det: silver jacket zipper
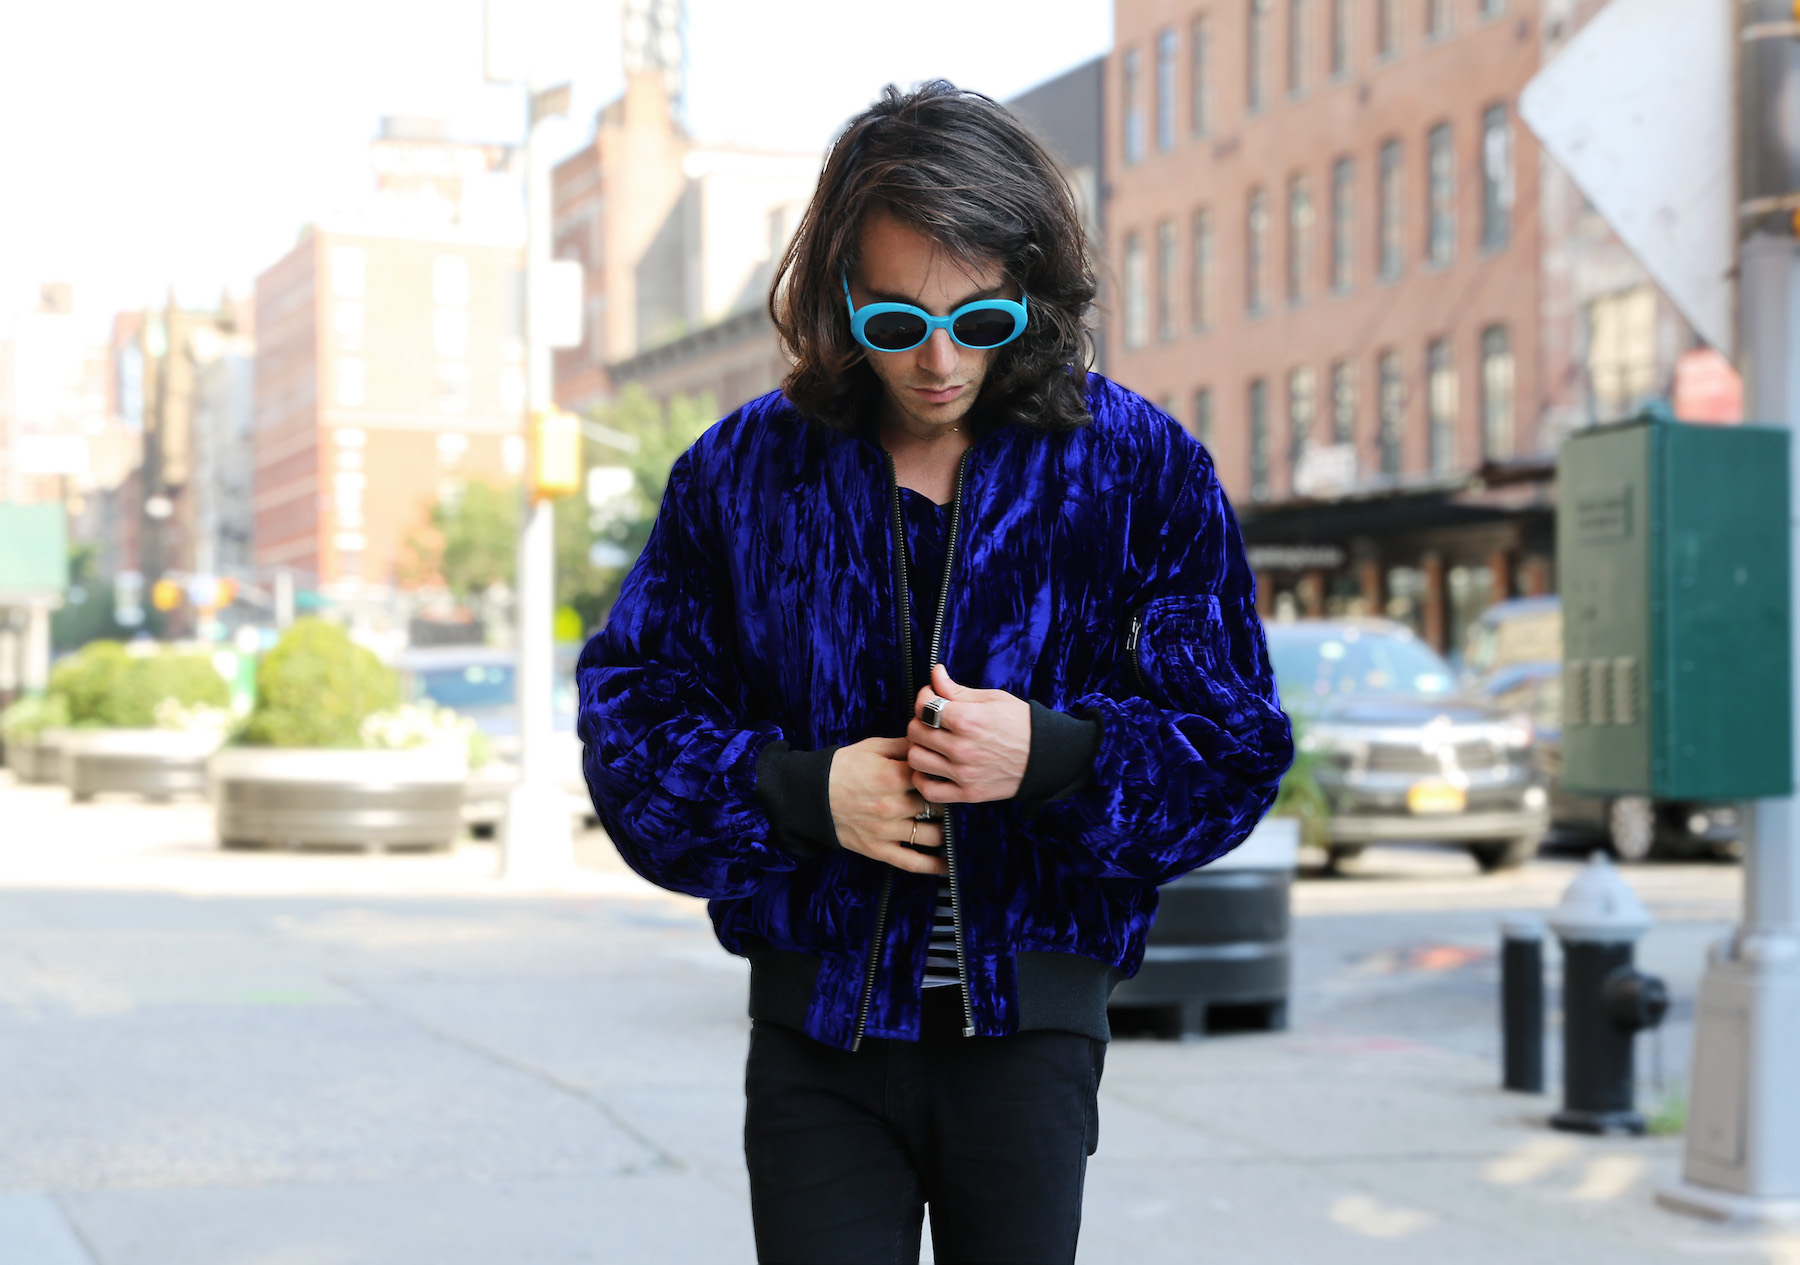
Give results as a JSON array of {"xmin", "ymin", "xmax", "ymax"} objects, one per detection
[
  {"xmin": 851, "ymin": 454, "xmax": 911, "ymax": 1053},
  {"xmin": 851, "ymin": 449, "xmax": 974, "ymax": 1049},
  {"xmin": 1126, "ymin": 605, "xmax": 1148, "ymax": 697},
  {"xmin": 931, "ymin": 451, "xmax": 976, "ymax": 1037}
]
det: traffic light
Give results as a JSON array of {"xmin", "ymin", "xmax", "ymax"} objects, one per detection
[
  {"xmin": 529, "ymin": 408, "xmax": 582, "ymax": 501},
  {"xmin": 151, "ymin": 579, "xmax": 183, "ymax": 612}
]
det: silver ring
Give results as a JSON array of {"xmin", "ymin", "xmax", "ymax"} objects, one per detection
[
  {"xmin": 922, "ymin": 698, "xmax": 948, "ymax": 729},
  {"xmin": 914, "ymin": 807, "xmax": 936, "ymax": 822}
]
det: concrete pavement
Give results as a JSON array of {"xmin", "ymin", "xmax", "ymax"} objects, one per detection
[{"xmin": 0, "ymin": 773, "xmax": 1793, "ymax": 1263}]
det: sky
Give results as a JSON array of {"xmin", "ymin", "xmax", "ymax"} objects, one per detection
[{"xmin": 0, "ymin": 0, "xmax": 1113, "ymax": 332}]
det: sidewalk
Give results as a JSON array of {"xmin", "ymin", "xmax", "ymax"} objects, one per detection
[{"xmin": 0, "ymin": 775, "xmax": 1791, "ymax": 1263}]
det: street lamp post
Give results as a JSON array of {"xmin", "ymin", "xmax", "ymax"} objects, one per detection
[{"xmin": 487, "ymin": 4, "xmax": 577, "ymax": 884}]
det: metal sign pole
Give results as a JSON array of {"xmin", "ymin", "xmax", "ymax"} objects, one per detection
[{"xmin": 1658, "ymin": 2, "xmax": 1800, "ymax": 1221}]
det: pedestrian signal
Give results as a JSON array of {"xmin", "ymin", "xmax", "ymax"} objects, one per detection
[{"xmin": 530, "ymin": 408, "xmax": 582, "ymax": 501}]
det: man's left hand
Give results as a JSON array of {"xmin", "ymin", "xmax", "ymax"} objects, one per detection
[{"xmin": 907, "ymin": 663, "xmax": 1030, "ymax": 804}]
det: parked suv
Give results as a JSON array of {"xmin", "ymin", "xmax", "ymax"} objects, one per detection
[{"xmin": 1266, "ymin": 620, "xmax": 1549, "ymax": 872}]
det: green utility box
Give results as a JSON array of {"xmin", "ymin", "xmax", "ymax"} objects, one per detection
[{"xmin": 1559, "ymin": 417, "xmax": 1791, "ymax": 799}]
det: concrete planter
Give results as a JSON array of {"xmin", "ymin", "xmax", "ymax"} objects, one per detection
[
  {"xmin": 1110, "ymin": 815, "xmax": 1299, "ymax": 1039},
  {"xmin": 210, "ymin": 746, "xmax": 468, "ymax": 852},
  {"xmin": 4, "ymin": 728, "xmax": 72, "ymax": 785},
  {"xmin": 63, "ymin": 728, "xmax": 223, "ymax": 802}
]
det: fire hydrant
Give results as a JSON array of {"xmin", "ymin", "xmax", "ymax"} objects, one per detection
[{"xmin": 1547, "ymin": 853, "xmax": 1670, "ymax": 1135}]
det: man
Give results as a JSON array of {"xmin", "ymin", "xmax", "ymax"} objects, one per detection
[{"xmin": 578, "ymin": 81, "xmax": 1292, "ymax": 1265}]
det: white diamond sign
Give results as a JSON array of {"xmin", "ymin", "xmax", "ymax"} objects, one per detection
[{"xmin": 1519, "ymin": 0, "xmax": 1734, "ymax": 353}]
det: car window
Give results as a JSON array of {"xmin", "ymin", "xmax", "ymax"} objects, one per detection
[
  {"xmin": 1267, "ymin": 626, "xmax": 1457, "ymax": 704},
  {"xmin": 415, "ymin": 663, "xmax": 515, "ymax": 710}
]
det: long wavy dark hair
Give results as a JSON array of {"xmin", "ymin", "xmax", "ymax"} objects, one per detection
[{"xmin": 770, "ymin": 80, "xmax": 1098, "ymax": 434}]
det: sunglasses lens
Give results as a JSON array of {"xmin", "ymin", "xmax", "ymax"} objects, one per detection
[
  {"xmin": 952, "ymin": 307, "xmax": 1017, "ymax": 348},
  {"xmin": 861, "ymin": 311, "xmax": 928, "ymax": 351}
]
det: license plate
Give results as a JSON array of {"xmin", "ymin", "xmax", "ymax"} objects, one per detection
[{"xmin": 1408, "ymin": 781, "xmax": 1467, "ymax": 814}]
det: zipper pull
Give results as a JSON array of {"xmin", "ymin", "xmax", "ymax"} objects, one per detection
[{"xmin": 1126, "ymin": 613, "xmax": 1142, "ymax": 653}]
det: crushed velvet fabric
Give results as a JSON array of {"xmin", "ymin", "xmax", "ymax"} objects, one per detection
[{"xmin": 576, "ymin": 373, "xmax": 1294, "ymax": 1050}]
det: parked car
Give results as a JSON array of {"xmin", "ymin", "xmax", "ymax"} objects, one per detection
[
  {"xmin": 1474, "ymin": 658, "xmax": 1742, "ymax": 861},
  {"xmin": 396, "ymin": 646, "xmax": 591, "ymax": 834},
  {"xmin": 1266, "ymin": 619, "xmax": 1548, "ymax": 872},
  {"xmin": 1459, "ymin": 594, "xmax": 1564, "ymax": 682}
]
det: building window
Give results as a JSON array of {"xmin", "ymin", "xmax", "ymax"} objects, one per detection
[
  {"xmin": 1249, "ymin": 378, "xmax": 1271, "ymax": 501},
  {"xmin": 1330, "ymin": 0, "xmax": 1353, "ymax": 77},
  {"xmin": 1288, "ymin": 0, "xmax": 1312, "ymax": 97},
  {"xmin": 436, "ymin": 362, "xmax": 471, "ymax": 414},
  {"xmin": 1247, "ymin": 186, "xmax": 1270, "ymax": 316},
  {"xmin": 1123, "ymin": 48, "xmax": 1145, "ymax": 165},
  {"xmin": 1287, "ymin": 174, "xmax": 1313, "ymax": 306},
  {"xmin": 1377, "ymin": 0, "xmax": 1400, "ymax": 57},
  {"xmin": 1330, "ymin": 157, "xmax": 1355, "ymax": 292},
  {"xmin": 434, "ymin": 307, "xmax": 470, "ymax": 359},
  {"xmin": 1123, "ymin": 231, "xmax": 1149, "ymax": 349},
  {"xmin": 1378, "ymin": 138, "xmax": 1404, "ymax": 281},
  {"xmin": 1192, "ymin": 15, "xmax": 1213, "ymax": 136},
  {"xmin": 331, "ymin": 246, "xmax": 367, "ymax": 299},
  {"xmin": 1288, "ymin": 365, "xmax": 1317, "ymax": 483},
  {"xmin": 1481, "ymin": 324, "xmax": 1514, "ymax": 458},
  {"xmin": 1587, "ymin": 286, "xmax": 1659, "ymax": 422},
  {"xmin": 1481, "ymin": 103, "xmax": 1514, "ymax": 251},
  {"xmin": 1426, "ymin": 0, "xmax": 1451, "ymax": 38},
  {"xmin": 1427, "ymin": 337, "xmax": 1457, "ymax": 474},
  {"xmin": 1479, "ymin": 0, "xmax": 1505, "ymax": 16},
  {"xmin": 1195, "ymin": 386, "xmax": 1215, "ymax": 446},
  {"xmin": 433, "ymin": 254, "xmax": 470, "ymax": 306},
  {"xmin": 333, "ymin": 300, "xmax": 365, "ymax": 349},
  {"xmin": 1248, "ymin": 0, "xmax": 1272, "ymax": 114},
  {"xmin": 1378, "ymin": 349, "xmax": 1404, "ymax": 474},
  {"xmin": 1426, "ymin": 122, "xmax": 1456, "ymax": 267},
  {"xmin": 1157, "ymin": 219, "xmax": 1178, "ymax": 342},
  {"xmin": 335, "ymin": 356, "xmax": 366, "ymax": 409},
  {"xmin": 1192, "ymin": 208, "xmax": 1216, "ymax": 331},
  {"xmin": 1330, "ymin": 357, "xmax": 1357, "ymax": 443},
  {"xmin": 1156, "ymin": 27, "xmax": 1178, "ymax": 152}
]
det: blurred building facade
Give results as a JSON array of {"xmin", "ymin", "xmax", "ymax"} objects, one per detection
[
  {"xmin": 252, "ymin": 223, "xmax": 525, "ymax": 594},
  {"xmin": 250, "ymin": 119, "xmax": 527, "ymax": 599},
  {"xmin": 1105, "ymin": 0, "xmax": 1714, "ymax": 651},
  {"xmin": 551, "ymin": 71, "xmax": 817, "ymax": 417}
]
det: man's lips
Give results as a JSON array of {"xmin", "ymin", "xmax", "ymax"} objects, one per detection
[{"xmin": 912, "ymin": 384, "xmax": 965, "ymax": 404}]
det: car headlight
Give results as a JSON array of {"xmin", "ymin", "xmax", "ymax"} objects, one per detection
[{"xmin": 1496, "ymin": 720, "xmax": 1534, "ymax": 750}]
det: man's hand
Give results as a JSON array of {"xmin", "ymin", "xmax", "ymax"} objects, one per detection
[
  {"xmin": 907, "ymin": 663, "xmax": 1031, "ymax": 804},
  {"xmin": 828, "ymin": 735, "xmax": 947, "ymax": 876}
]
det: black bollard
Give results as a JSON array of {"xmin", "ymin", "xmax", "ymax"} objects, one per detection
[
  {"xmin": 1500, "ymin": 915, "xmax": 1545, "ymax": 1093},
  {"xmin": 1546, "ymin": 854, "xmax": 1668, "ymax": 1135}
]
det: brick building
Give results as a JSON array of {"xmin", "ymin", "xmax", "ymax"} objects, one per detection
[
  {"xmin": 1107, "ymin": 0, "xmax": 1556, "ymax": 650},
  {"xmin": 251, "ymin": 223, "xmax": 525, "ymax": 594}
]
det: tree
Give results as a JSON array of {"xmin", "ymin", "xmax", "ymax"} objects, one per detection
[
  {"xmin": 401, "ymin": 479, "xmax": 519, "ymax": 603},
  {"xmin": 559, "ymin": 386, "xmax": 717, "ymax": 633}
]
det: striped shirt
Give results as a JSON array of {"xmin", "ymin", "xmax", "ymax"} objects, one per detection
[{"xmin": 899, "ymin": 486, "xmax": 962, "ymax": 990}]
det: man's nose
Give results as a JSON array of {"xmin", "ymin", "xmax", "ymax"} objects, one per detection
[{"xmin": 918, "ymin": 327, "xmax": 958, "ymax": 377}]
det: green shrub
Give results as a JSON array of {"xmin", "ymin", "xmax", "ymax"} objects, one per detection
[
  {"xmin": 242, "ymin": 619, "xmax": 399, "ymax": 748},
  {"xmin": 46, "ymin": 640, "xmax": 229, "ymax": 728},
  {"xmin": 0, "ymin": 692, "xmax": 71, "ymax": 739},
  {"xmin": 1272, "ymin": 712, "xmax": 1331, "ymax": 850}
]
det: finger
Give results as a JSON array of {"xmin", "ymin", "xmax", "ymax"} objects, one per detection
[
  {"xmin": 914, "ymin": 687, "xmax": 944, "ymax": 724},
  {"xmin": 869, "ymin": 840, "xmax": 949, "ymax": 876},
  {"xmin": 905, "ymin": 743, "xmax": 956, "ymax": 779},
  {"xmin": 931, "ymin": 662, "xmax": 963, "ymax": 696},
  {"xmin": 913, "ymin": 770, "xmax": 970, "ymax": 803},
  {"xmin": 906, "ymin": 718, "xmax": 955, "ymax": 752},
  {"xmin": 868, "ymin": 735, "xmax": 912, "ymax": 758},
  {"xmin": 894, "ymin": 820, "xmax": 944, "ymax": 850}
]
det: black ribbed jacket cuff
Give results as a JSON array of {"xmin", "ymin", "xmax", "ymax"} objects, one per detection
[
  {"xmin": 753, "ymin": 741, "xmax": 839, "ymax": 860},
  {"xmin": 1016, "ymin": 701, "xmax": 1101, "ymax": 810}
]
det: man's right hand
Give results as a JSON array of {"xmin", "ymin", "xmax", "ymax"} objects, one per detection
[{"xmin": 829, "ymin": 736, "xmax": 947, "ymax": 876}]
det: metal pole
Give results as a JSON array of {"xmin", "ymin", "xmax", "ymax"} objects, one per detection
[
  {"xmin": 501, "ymin": 78, "xmax": 574, "ymax": 884},
  {"xmin": 1659, "ymin": 2, "xmax": 1800, "ymax": 1218},
  {"xmin": 1500, "ymin": 915, "xmax": 1546, "ymax": 1094}
]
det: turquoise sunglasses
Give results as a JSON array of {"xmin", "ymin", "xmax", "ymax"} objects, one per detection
[{"xmin": 841, "ymin": 270, "xmax": 1029, "ymax": 353}]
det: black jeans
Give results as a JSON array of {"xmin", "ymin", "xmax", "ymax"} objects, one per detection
[{"xmin": 744, "ymin": 987, "xmax": 1106, "ymax": 1265}]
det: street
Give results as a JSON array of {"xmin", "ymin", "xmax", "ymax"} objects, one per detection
[{"xmin": 0, "ymin": 775, "xmax": 1789, "ymax": 1265}]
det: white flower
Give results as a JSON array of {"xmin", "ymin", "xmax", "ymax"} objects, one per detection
[
  {"xmin": 359, "ymin": 702, "xmax": 477, "ymax": 754},
  {"xmin": 154, "ymin": 698, "xmax": 232, "ymax": 736}
]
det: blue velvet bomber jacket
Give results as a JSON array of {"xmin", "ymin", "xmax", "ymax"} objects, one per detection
[{"xmin": 576, "ymin": 373, "xmax": 1294, "ymax": 1051}]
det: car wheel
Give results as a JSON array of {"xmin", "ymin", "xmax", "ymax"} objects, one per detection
[
  {"xmin": 1608, "ymin": 796, "xmax": 1656, "ymax": 862},
  {"xmin": 1324, "ymin": 844, "xmax": 1364, "ymax": 873},
  {"xmin": 1469, "ymin": 836, "xmax": 1537, "ymax": 873}
]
